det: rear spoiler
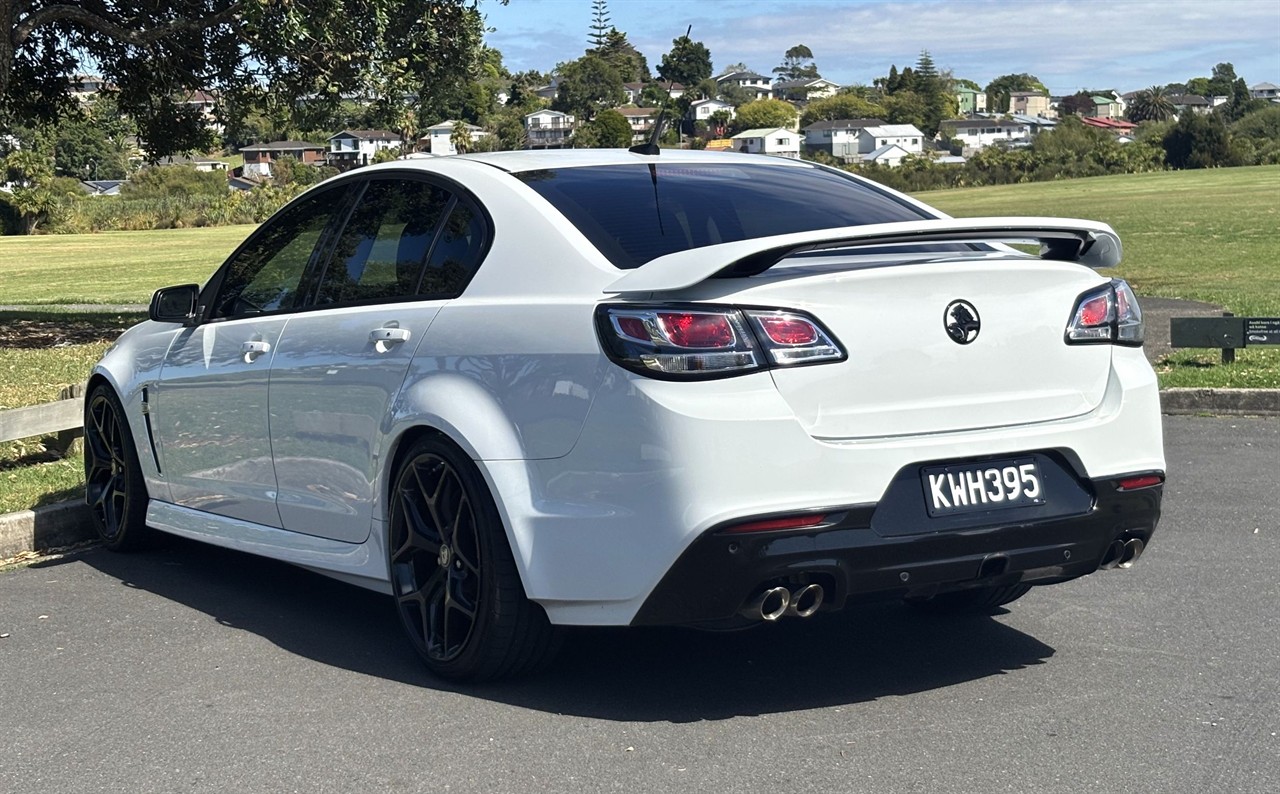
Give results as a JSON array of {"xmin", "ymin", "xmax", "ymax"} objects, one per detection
[{"xmin": 604, "ymin": 217, "xmax": 1122, "ymax": 294}]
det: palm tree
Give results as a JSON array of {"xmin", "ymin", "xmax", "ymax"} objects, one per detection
[{"xmin": 1128, "ymin": 86, "xmax": 1176, "ymax": 123}]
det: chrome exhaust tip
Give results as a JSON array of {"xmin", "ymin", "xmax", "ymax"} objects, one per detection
[
  {"xmin": 1117, "ymin": 538, "xmax": 1145, "ymax": 569},
  {"xmin": 785, "ymin": 584, "xmax": 825, "ymax": 618},
  {"xmin": 742, "ymin": 586, "xmax": 791, "ymax": 622},
  {"xmin": 1100, "ymin": 540, "xmax": 1126, "ymax": 570}
]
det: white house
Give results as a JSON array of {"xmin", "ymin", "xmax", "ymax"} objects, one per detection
[
  {"xmin": 938, "ymin": 119, "xmax": 1030, "ymax": 152},
  {"xmin": 524, "ymin": 109, "xmax": 575, "ymax": 149},
  {"xmin": 423, "ymin": 120, "xmax": 490, "ymax": 155},
  {"xmin": 715, "ymin": 70, "xmax": 773, "ymax": 100},
  {"xmin": 772, "ymin": 77, "xmax": 840, "ymax": 102},
  {"xmin": 617, "ymin": 107, "xmax": 658, "ymax": 141},
  {"xmin": 622, "ymin": 81, "xmax": 685, "ymax": 104},
  {"xmin": 730, "ymin": 127, "xmax": 801, "ymax": 158},
  {"xmin": 688, "ymin": 97, "xmax": 737, "ymax": 130},
  {"xmin": 801, "ymin": 119, "xmax": 886, "ymax": 159},
  {"xmin": 328, "ymin": 129, "xmax": 400, "ymax": 168},
  {"xmin": 862, "ymin": 144, "xmax": 912, "ymax": 168},
  {"xmin": 1250, "ymin": 82, "xmax": 1280, "ymax": 101}
]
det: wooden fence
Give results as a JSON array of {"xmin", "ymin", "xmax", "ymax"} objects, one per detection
[{"xmin": 0, "ymin": 384, "xmax": 85, "ymax": 453}]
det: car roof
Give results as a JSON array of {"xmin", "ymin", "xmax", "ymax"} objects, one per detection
[{"xmin": 452, "ymin": 148, "xmax": 817, "ymax": 173}]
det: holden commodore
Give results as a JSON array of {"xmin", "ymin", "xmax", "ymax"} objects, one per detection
[{"xmin": 85, "ymin": 150, "xmax": 1165, "ymax": 680}]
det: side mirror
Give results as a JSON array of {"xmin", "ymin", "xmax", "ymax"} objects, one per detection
[{"xmin": 149, "ymin": 284, "xmax": 200, "ymax": 325}]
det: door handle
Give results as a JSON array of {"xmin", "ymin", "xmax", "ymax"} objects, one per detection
[
  {"xmin": 241, "ymin": 339, "xmax": 271, "ymax": 362},
  {"xmin": 369, "ymin": 327, "xmax": 412, "ymax": 344}
]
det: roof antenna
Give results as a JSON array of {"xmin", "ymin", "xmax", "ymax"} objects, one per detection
[{"xmin": 630, "ymin": 24, "xmax": 690, "ymax": 156}]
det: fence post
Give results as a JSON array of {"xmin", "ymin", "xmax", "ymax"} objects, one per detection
[
  {"xmin": 50, "ymin": 384, "xmax": 84, "ymax": 455},
  {"xmin": 1222, "ymin": 312, "xmax": 1235, "ymax": 365}
]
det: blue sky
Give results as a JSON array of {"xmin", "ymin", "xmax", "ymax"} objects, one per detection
[{"xmin": 481, "ymin": 0, "xmax": 1280, "ymax": 94}]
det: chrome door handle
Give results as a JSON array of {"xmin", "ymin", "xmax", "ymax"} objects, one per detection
[
  {"xmin": 369, "ymin": 328, "xmax": 412, "ymax": 344},
  {"xmin": 241, "ymin": 339, "xmax": 271, "ymax": 361}
]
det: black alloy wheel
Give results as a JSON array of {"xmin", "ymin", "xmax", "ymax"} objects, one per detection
[
  {"xmin": 84, "ymin": 384, "xmax": 151, "ymax": 550},
  {"xmin": 387, "ymin": 436, "xmax": 558, "ymax": 681}
]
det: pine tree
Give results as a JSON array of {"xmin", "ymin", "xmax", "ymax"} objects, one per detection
[{"xmin": 589, "ymin": 0, "xmax": 612, "ymax": 49}]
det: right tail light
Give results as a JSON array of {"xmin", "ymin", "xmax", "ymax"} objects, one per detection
[{"xmin": 1065, "ymin": 279, "xmax": 1144, "ymax": 347}]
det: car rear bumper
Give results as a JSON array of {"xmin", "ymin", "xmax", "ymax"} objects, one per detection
[{"xmin": 631, "ymin": 477, "xmax": 1162, "ymax": 627}]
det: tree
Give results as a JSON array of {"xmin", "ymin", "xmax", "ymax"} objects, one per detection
[
  {"xmin": 1, "ymin": 148, "xmax": 81, "ymax": 233},
  {"xmin": 552, "ymin": 54, "xmax": 624, "ymax": 121},
  {"xmin": 579, "ymin": 108, "xmax": 633, "ymax": 148},
  {"xmin": 800, "ymin": 94, "xmax": 887, "ymax": 127},
  {"xmin": 0, "ymin": 1, "xmax": 490, "ymax": 159},
  {"xmin": 588, "ymin": 0, "xmax": 611, "ymax": 49},
  {"xmin": 1163, "ymin": 112, "xmax": 1232, "ymax": 169},
  {"xmin": 731, "ymin": 98, "xmax": 797, "ymax": 133},
  {"xmin": 773, "ymin": 44, "xmax": 819, "ymax": 81},
  {"xmin": 1127, "ymin": 86, "xmax": 1175, "ymax": 123},
  {"xmin": 657, "ymin": 34, "xmax": 712, "ymax": 87},
  {"xmin": 451, "ymin": 121, "xmax": 472, "ymax": 155},
  {"xmin": 1059, "ymin": 92, "xmax": 1097, "ymax": 117},
  {"xmin": 984, "ymin": 73, "xmax": 1047, "ymax": 113},
  {"xmin": 590, "ymin": 28, "xmax": 649, "ymax": 84},
  {"xmin": 882, "ymin": 91, "xmax": 927, "ymax": 128}
]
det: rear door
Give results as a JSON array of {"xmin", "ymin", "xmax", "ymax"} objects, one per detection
[
  {"xmin": 154, "ymin": 184, "xmax": 353, "ymax": 527},
  {"xmin": 268, "ymin": 176, "xmax": 490, "ymax": 542}
]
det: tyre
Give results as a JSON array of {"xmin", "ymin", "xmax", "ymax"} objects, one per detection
[
  {"xmin": 84, "ymin": 384, "xmax": 152, "ymax": 551},
  {"xmin": 907, "ymin": 583, "xmax": 1032, "ymax": 613},
  {"xmin": 387, "ymin": 436, "xmax": 559, "ymax": 681}
]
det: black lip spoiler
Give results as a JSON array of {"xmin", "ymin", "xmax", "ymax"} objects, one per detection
[{"xmin": 604, "ymin": 217, "xmax": 1123, "ymax": 294}]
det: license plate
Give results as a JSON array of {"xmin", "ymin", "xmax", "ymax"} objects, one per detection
[{"xmin": 922, "ymin": 458, "xmax": 1046, "ymax": 516}]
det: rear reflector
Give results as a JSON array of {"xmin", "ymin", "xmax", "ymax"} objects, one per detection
[
  {"xmin": 724, "ymin": 514, "xmax": 829, "ymax": 533},
  {"xmin": 1116, "ymin": 474, "xmax": 1164, "ymax": 491}
]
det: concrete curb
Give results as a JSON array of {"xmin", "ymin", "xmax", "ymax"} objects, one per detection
[
  {"xmin": 2, "ymin": 389, "xmax": 1277, "ymax": 559},
  {"xmin": 0, "ymin": 500, "xmax": 94, "ymax": 559}
]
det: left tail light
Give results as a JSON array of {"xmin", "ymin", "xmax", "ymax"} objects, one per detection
[
  {"xmin": 1065, "ymin": 279, "xmax": 1144, "ymax": 347},
  {"xmin": 596, "ymin": 304, "xmax": 845, "ymax": 380}
]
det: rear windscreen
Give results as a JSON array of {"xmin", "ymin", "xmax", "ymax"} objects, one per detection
[{"xmin": 515, "ymin": 162, "xmax": 955, "ymax": 270}]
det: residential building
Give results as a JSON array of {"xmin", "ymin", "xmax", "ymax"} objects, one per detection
[
  {"xmin": 524, "ymin": 109, "xmax": 575, "ymax": 149},
  {"xmin": 621, "ymin": 81, "xmax": 685, "ymax": 104},
  {"xmin": 715, "ymin": 70, "xmax": 773, "ymax": 100},
  {"xmin": 1080, "ymin": 117, "xmax": 1138, "ymax": 136},
  {"xmin": 69, "ymin": 74, "xmax": 109, "ymax": 102},
  {"xmin": 240, "ymin": 141, "xmax": 326, "ymax": 178},
  {"xmin": 183, "ymin": 90, "xmax": 221, "ymax": 130},
  {"xmin": 157, "ymin": 154, "xmax": 229, "ymax": 172},
  {"xmin": 937, "ymin": 119, "xmax": 1030, "ymax": 152},
  {"xmin": 862, "ymin": 144, "xmax": 912, "ymax": 167},
  {"xmin": 617, "ymin": 107, "xmax": 658, "ymax": 142},
  {"xmin": 730, "ymin": 127, "xmax": 801, "ymax": 157},
  {"xmin": 1009, "ymin": 91, "xmax": 1054, "ymax": 118},
  {"xmin": 956, "ymin": 87, "xmax": 987, "ymax": 114},
  {"xmin": 801, "ymin": 119, "xmax": 922, "ymax": 165},
  {"xmin": 423, "ymin": 121, "xmax": 489, "ymax": 155},
  {"xmin": 1250, "ymin": 82, "xmax": 1280, "ymax": 101},
  {"xmin": 80, "ymin": 180, "xmax": 125, "ymax": 196},
  {"xmin": 1168, "ymin": 94, "xmax": 1211, "ymax": 117},
  {"xmin": 1008, "ymin": 114, "xmax": 1057, "ymax": 135},
  {"xmin": 772, "ymin": 77, "xmax": 840, "ymax": 102},
  {"xmin": 534, "ymin": 79, "xmax": 559, "ymax": 101},
  {"xmin": 688, "ymin": 98, "xmax": 737, "ymax": 135},
  {"xmin": 1086, "ymin": 94, "xmax": 1124, "ymax": 119},
  {"xmin": 328, "ymin": 129, "xmax": 400, "ymax": 168}
]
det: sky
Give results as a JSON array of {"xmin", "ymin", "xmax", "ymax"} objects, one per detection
[{"xmin": 480, "ymin": 0, "xmax": 1280, "ymax": 95}]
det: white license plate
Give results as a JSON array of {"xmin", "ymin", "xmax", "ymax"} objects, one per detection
[{"xmin": 923, "ymin": 458, "xmax": 1046, "ymax": 516}]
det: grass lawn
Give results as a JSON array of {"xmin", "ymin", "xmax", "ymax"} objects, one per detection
[{"xmin": 0, "ymin": 166, "xmax": 1277, "ymax": 514}]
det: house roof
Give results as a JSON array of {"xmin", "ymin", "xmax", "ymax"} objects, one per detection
[
  {"xmin": 863, "ymin": 124, "xmax": 924, "ymax": 137},
  {"xmin": 690, "ymin": 97, "xmax": 733, "ymax": 107},
  {"xmin": 1008, "ymin": 91, "xmax": 1047, "ymax": 98},
  {"xmin": 1169, "ymin": 94, "xmax": 1209, "ymax": 106},
  {"xmin": 617, "ymin": 107, "xmax": 656, "ymax": 118},
  {"xmin": 239, "ymin": 140, "xmax": 326, "ymax": 152},
  {"xmin": 1081, "ymin": 117, "xmax": 1136, "ymax": 130},
  {"xmin": 773, "ymin": 78, "xmax": 838, "ymax": 90},
  {"xmin": 1091, "ymin": 96, "xmax": 1116, "ymax": 104},
  {"xmin": 623, "ymin": 81, "xmax": 684, "ymax": 92},
  {"xmin": 802, "ymin": 118, "xmax": 886, "ymax": 132},
  {"xmin": 731, "ymin": 127, "xmax": 796, "ymax": 139},
  {"xmin": 425, "ymin": 120, "xmax": 482, "ymax": 132},
  {"xmin": 525, "ymin": 109, "xmax": 572, "ymax": 119},
  {"xmin": 1008, "ymin": 114, "xmax": 1056, "ymax": 126},
  {"xmin": 865, "ymin": 144, "xmax": 909, "ymax": 161},
  {"xmin": 330, "ymin": 129, "xmax": 399, "ymax": 141},
  {"xmin": 80, "ymin": 180, "xmax": 124, "ymax": 195},
  {"xmin": 717, "ymin": 70, "xmax": 769, "ymax": 83},
  {"xmin": 939, "ymin": 119, "xmax": 1028, "ymax": 130},
  {"xmin": 1251, "ymin": 82, "xmax": 1279, "ymax": 91}
]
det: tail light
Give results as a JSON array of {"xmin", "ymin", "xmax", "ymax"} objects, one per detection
[
  {"xmin": 1065, "ymin": 279, "xmax": 1144, "ymax": 346},
  {"xmin": 596, "ymin": 304, "xmax": 845, "ymax": 379}
]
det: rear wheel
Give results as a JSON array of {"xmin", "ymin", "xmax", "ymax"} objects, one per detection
[
  {"xmin": 84, "ymin": 384, "xmax": 152, "ymax": 551},
  {"xmin": 387, "ymin": 436, "xmax": 559, "ymax": 681},
  {"xmin": 907, "ymin": 583, "xmax": 1032, "ymax": 613}
]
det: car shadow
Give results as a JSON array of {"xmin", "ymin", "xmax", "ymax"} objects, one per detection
[{"xmin": 71, "ymin": 536, "xmax": 1056, "ymax": 723}]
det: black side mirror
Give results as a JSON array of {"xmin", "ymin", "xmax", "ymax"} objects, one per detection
[{"xmin": 149, "ymin": 284, "xmax": 200, "ymax": 325}]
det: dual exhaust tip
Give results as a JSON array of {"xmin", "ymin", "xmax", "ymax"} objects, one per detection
[
  {"xmin": 742, "ymin": 584, "xmax": 824, "ymax": 622},
  {"xmin": 1101, "ymin": 538, "xmax": 1145, "ymax": 570}
]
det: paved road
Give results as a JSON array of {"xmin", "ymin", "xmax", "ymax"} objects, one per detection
[{"xmin": 1, "ymin": 416, "xmax": 1277, "ymax": 794}]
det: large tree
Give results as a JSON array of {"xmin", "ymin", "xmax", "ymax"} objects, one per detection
[
  {"xmin": 984, "ymin": 73, "xmax": 1047, "ymax": 113},
  {"xmin": 552, "ymin": 54, "xmax": 624, "ymax": 121},
  {"xmin": 799, "ymin": 94, "xmax": 887, "ymax": 127},
  {"xmin": 1127, "ymin": 86, "xmax": 1175, "ymax": 123},
  {"xmin": 657, "ymin": 34, "xmax": 711, "ymax": 87},
  {"xmin": 773, "ymin": 44, "xmax": 819, "ymax": 82},
  {"xmin": 1, "ymin": 1, "xmax": 491, "ymax": 157},
  {"xmin": 732, "ymin": 98, "xmax": 797, "ymax": 133},
  {"xmin": 588, "ymin": 0, "xmax": 611, "ymax": 49},
  {"xmin": 589, "ymin": 28, "xmax": 649, "ymax": 84}
]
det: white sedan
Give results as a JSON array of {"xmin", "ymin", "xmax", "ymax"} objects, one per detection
[{"xmin": 86, "ymin": 150, "xmax": 1165, "ymax": 680}]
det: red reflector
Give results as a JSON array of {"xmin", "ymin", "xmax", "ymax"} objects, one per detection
[
  {"xmin": 1117, "ymin": 474, "xmax": 1164, "ymax": 491},
  {"xmin": 617, "ymin": 316, "xmax": 650, "ymax": 341},
  {"xmin": 1079, "ymin": 294, "xmax": 1111, "ymax": 327},
  {"xmin": 725, "ymin": 514, "xmax": 828, "ymax": 534},
  {"xmin": 658, "ymin": 312, "xmax": 736, "ymax": 348},
  {"xmin": 756, "ymin": 315, "xmax": 819, "ymax": 345}
]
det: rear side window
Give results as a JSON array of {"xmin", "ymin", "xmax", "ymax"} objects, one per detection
[
  {"xmin": 316, "ymin": 179, "xmax": 452, "ymax": 306},
  {"xmin": 420, "ymin": 203, "xmax": 485, "ymax": 297},
  {"xmin": 516, "ymin": 163, "xmax": 940, "ymax": 269}
]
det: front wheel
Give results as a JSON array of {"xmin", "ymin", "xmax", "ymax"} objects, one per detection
[
  {"xmin": 84, "ymin": 384, "xmax": 152, "ymax": 551},
  {"xmin": 387, "ymin": 436, "xmax": 559, "ymax": 681}
]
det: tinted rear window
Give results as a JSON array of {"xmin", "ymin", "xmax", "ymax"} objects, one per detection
[{"xmin": 516, "ymin": 163, "xmax": 939, "ymax": 269}]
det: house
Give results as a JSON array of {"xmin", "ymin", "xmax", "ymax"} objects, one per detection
[
  {"xmin": 1008, "ymin": 91, "xmax": 1055, "ymax": 118},
  {"xmin": 422, "ymin": 121, "xmax": 489, "ymax": 155},
  {"xmin": 862, "ymin": 144, "xmax": 912, "ymax": 168},
  {"xmin": 1086, "ymin": 94, "xmax": 1124, "ymax": 119},
  {"xmin": 1168, "ymin": 94, "xmax": 1211, "ymax": 117},
  {"xmin": 937, "ymin": 119, "xmax": 1030, "ymax": 152},
  {"xmin": 688, "ymin": 98, "xmax": 737, "ymax": 135},
  {"xmin": 956, "ymin": 87, "xmax": 987, "ymax": 114},
  {"xmin": 715, "ymin": 70, "xmax": 773, "ymax": 100},
  {"xmin": 69, "ymin": 74, "xmax": 110, "ymax": 101},
  {"xmin": 772, "ymin": 77, "xmax": 840, "ymax": 102},
  {"xmin": 524, "ymin": 109, "xmax": 575, "ymax": 149},
  {"xmin": 328, "ymin": 129, "xmax": 400, "ymax": 168},
  {"xmin": 80, "ymin": 180, "xmax": 125, "ymax": 196},
  {"xmin": 1008, "ymin": 114, "xmax": 1057, "ymax": 135},
  {"xmin": 1080, "ymin": 117, "xmax": 1138, "ymax": 135},
  {"xmin": 617, "ymin": 107, "xmax": 658, "ymax": 141},
  {"xmin": 240, "ymin": 141, "xmax": 326, "ymax": 177},
  {"xmin": 730, "ymin": 127, "xmax": 801, "ymax": 158},
  {"xmin": 857, "ymin": 124, "xmax": 925, "ymax": 157},
  {"xmin": 1250, "ymin": 82, "xmax": 1280, "ymax": 101},
  {"xmin": 801, "ymin": 119, "xmax": 887, "ymax": 160},
  {"xmin": 182, "ymin": 90, "xmax": 221, "ymax": 130},
  {"xmin": 534, "ymin": 79, "xmax": 559, "ymax": 101},
  {"xmin": 157, "ymin": 154, "xmax": 229, "ymax": 172},
  {"xmin": 621, "ymin": 81, "xmax": 685, "ymax": 105}
]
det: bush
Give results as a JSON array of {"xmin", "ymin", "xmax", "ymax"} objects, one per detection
[{"xmin": 120, "ymin": 166, "xmax": 227, "ymax": 199}]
